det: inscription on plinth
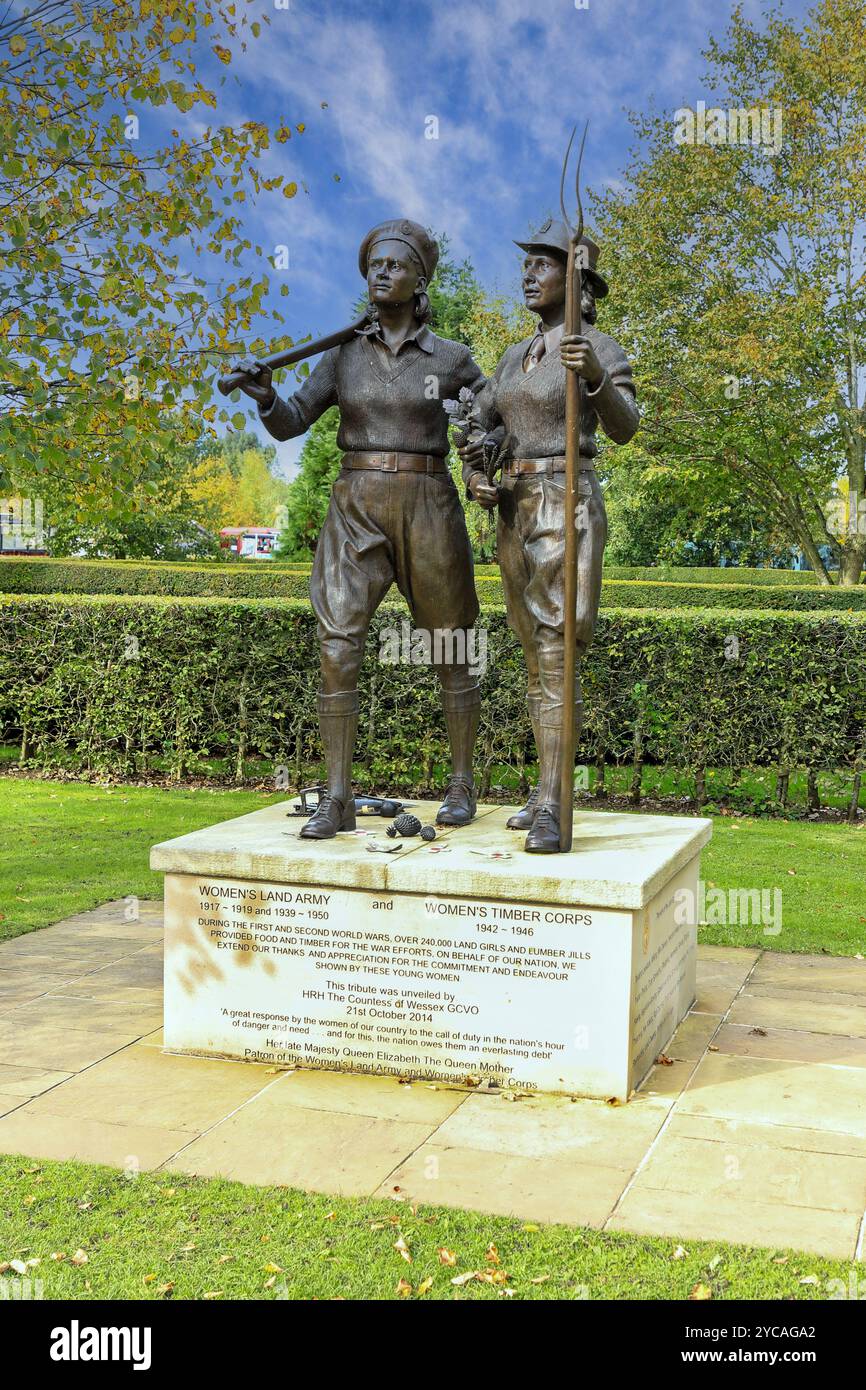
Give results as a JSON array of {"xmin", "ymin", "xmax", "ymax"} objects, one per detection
[{"xmin": 163, "ymin": 864, "xmax": 697, "ymax": 1099}]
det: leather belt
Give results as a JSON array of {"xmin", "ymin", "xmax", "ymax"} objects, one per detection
[
  {"xmin": 341, "ymin": 451, "xmax": 448, "ymax": 474},
  {"xmin": 503, "ymin": 455, "xmax": 596, "ymax": 477}
]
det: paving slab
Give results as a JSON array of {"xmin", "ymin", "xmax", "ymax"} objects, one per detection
[
  {"xmin": 167, "ymin": 1080, "xmax": 439, "ymax": 1196},
  {"xmin": 1, "ymin": 903, "xmax": 865, "ymax": 1260}
]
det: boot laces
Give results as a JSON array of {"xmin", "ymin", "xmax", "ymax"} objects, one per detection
[{"xmin": 442, "ymin": 773, "xmax": 473, "ymax": 806}]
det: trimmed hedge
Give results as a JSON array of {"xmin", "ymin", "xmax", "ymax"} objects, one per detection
[
  {"xmin": 2, "ymin": 558, "xmax": 863, "ymax": 610},
  {"xmin": 1, "ymin": 594, "xmax": 863, "ymax": 787}
]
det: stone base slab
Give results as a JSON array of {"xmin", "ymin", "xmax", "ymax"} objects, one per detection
[{"xmin": 153, "ymin": 803, "xmax": 710, "ymax": 1100}]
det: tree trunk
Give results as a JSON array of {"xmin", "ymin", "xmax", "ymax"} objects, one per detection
[
  {"xmin": 594, "ymin": 753, "xmax": 607, "ymax": 800},
  {"xmin": 694, "ymin": 768, "xmax": 707, "ymax": 808},
  {"xmin": 838, "ymin": 546, "xmax": 866, "ymax": 587},
  {"xmin": 775, "ymin": 769, "xmax": 790, "ymax": 808},
  {"xmin": 849, "ymin": 772, "xmax": 862, "ymax": 825},
  {"xmin": 806, "ymin": 767, "xmax": 820, "ymax": 813}
]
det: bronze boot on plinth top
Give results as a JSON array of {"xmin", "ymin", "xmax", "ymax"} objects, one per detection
[
  {"xmin": 436, "ymin": 681, "xmax": 480, "ymax": 826},
  {"xmin": 507, "ymin": 694, "xmax": 542, "ymax": 829},
  {"xmin": 300, "ymin": 691, "xmax": 358, "ymax": 838}
]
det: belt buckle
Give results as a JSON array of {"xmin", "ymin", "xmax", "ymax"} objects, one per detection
[{"xmin": 381, "ymin": 453, "xmax": 398, "ymax": 472}]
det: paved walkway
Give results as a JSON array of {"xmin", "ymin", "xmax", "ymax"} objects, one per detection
[{"xmin": 1, "ymin": 902, "xmax": 865, "ymax": 1260}]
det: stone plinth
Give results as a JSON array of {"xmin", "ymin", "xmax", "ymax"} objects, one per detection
[{"xmin": 151, "ymin": 802, "xmax": 711, "ymax": 1100}]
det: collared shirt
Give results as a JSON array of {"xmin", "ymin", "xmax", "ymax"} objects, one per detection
[
  {"xmin": 259, "ymin": 321, "xmax": 484, "ymax": 457},
  {"xmin": 523, "ymin": 320, "xmax": 564, "ymax": 372}
]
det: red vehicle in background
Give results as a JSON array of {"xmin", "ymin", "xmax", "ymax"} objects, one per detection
[{"xmin": 219, "ymin": 526, "xmax": 280, "ymax": 559}]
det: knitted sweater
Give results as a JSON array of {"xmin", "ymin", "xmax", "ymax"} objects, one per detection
[
  {"xmin": 258, "ymin": 322, "xmax": 485, "ymax": 458},
  {"xmin": 465, "ymin": 324, "xmax": 638, "ymax": 476}
]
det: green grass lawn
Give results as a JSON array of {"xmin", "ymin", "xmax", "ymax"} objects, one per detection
[
  {"xmin": 1, "ymin": 1155, "xmax": 857, "ymax": 1301},
  {"xmin": 1, "ymin": 777, "xmax": 864, "ymax": 954}
]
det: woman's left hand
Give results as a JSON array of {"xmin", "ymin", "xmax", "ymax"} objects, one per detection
[{"xmin": 560, "ymin": 334, "xmax": 604, "ymax": 388}]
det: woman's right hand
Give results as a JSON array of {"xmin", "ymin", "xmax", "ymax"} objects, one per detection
[
  {"xmin": 467, "ymin": 472, "xmax": 500, "ymax": 510},
  {"xmin": 230, "ymin": 359, "xmax": 276, "ymax": 407}
]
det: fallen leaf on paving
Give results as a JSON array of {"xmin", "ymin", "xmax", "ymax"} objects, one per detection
[
  {"xmin": 437, "ymin": 1247, "xmax": 457, "ymax": 1266},
  {"xmin": 689, "ymin": 1283, "xmax": 712, "ymax": 1300},
  {"xmin": 707, "ymin": 1044, "xmax": 719, "ymax": 1052},
  {"xmin": 749, "ymin": 1027, "xmax": 767, "ymax": 1036},
  {"xmin": 396, "ymin": 1278, "xmax": 412, "ymax": 1298},
  {"xmin": 656, "ymin": 1054, "xmax": 674, "ymax": 1066},
  {"xmin": 606, "ymin": 1096, "xmax": 624, "ymax": 1106}
]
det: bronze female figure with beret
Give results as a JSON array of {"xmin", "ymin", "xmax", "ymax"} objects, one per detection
[
  {"xmin": 230, "ymin": 220, "xmax": 486, "ymax": 839},
  {"xmin": 459, "ymin": 219, "xmax": 639, "ymax": 853}
]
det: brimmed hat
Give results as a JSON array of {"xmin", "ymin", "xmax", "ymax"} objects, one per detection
[
  {"xmin": 514, "ymin": 217, "xmax": 608, "ymax": 297},
  {"xmin": 358, "ymin": 219, "xmax": 439, "ymax": 282}
]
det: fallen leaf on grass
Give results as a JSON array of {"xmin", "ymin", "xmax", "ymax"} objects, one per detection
[
  {"xmin": 70, "ymin": 1250, "xmax": 88, "ymax": 1267},
  {"xmin": 217, "ymin": 1254, "xmax": 235, "ymax": 1265},
  {"xmin": 264, "ymin": 1262, "xmax": 283, "ymax": 1274},
  {"xmin": 437, "ymin": 1247, "xmax": 457, "ymax": 1266},
  {"xmin": 530, "ymin": 1274, "xmax": 550, "ymax": 1284},
  {"xmin": 418, "ymin": 1277, "xmax": 434, "ymax": 1296},
  {"xmin": 689, "ymin": 1283, "xmax": 712, "ymax": 1300},
  {"xmin": 672, "ymin": 1246, "xmax": 687, "ymax": 1260},
  {"xmin": 451, "ymin": 1272, "xmax": 477, "ymax": 1286},
  {"xmin": 485, "ymin": 1243, "xmax": 500, "ymax": 1266},
  {"xmin": 396, "ymin": 1278, "xmax": 412, "ymax": 1298},
  {"xmin": 203, "ymin": 1291, "xmax": 223, "ymax": 1300},
  {"xmin": 394, "ymin": 1236, "xmax": 412, "ymax": 1264},
  {"xmin": 799, "ymin": 1275, "xmax": 820, "ymax": 1286}
]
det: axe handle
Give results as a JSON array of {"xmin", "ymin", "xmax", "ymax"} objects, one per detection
[{"xmin": 217, "ymin": 313, "xmax": 369, "ymax": 397}]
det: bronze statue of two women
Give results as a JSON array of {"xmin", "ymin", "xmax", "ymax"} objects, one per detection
[{"xmin": 230, "ymin": 208, "xmax": 639, "ymax": 852}]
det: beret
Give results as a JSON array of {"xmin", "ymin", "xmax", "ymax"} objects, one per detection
[{"xmin": 358, "ymin": 219, "xmax": 439, "ymax": 281}]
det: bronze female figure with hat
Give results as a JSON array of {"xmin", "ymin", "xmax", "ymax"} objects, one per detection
[
  {"xmin": 229, "ymin": 220, "xmax": 486, "ymax": 839},
  {"xmin": 458, "ymin": 217, "xmax": 639, "ymax": 853}
]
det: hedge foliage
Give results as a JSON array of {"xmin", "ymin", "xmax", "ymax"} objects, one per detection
[
  {"xmin": 2, "ymin": 594, "xmax": 863, "ymax": 787},
  {"xmin": 2, "ymin": 558, "xmax": 863, "ymax": 610}
]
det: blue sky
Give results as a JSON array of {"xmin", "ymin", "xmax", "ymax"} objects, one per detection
[{"xmin": 215, "ymin": 0, "xmax": 813, "ymax": 473}]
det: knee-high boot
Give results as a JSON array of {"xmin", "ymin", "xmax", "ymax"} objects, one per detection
[
  {"xmin": 436, "ymin": 676, "xmax": 480, "ymax": 827},
  {"xmin": 300, "ymin": 690, "xmax": 358, "ymax": 839},
  {"xmin": 525, "ymin": 649, "xmax": 583, "ymax": 854},
  {"xmin": 507, "ymin": 694, "xmax": 542, "ymax": 829}
]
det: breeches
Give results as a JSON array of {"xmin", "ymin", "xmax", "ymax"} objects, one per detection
[{"xmin": 309, "ymin": 466, "xmax": 480, "ymax": 694}]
